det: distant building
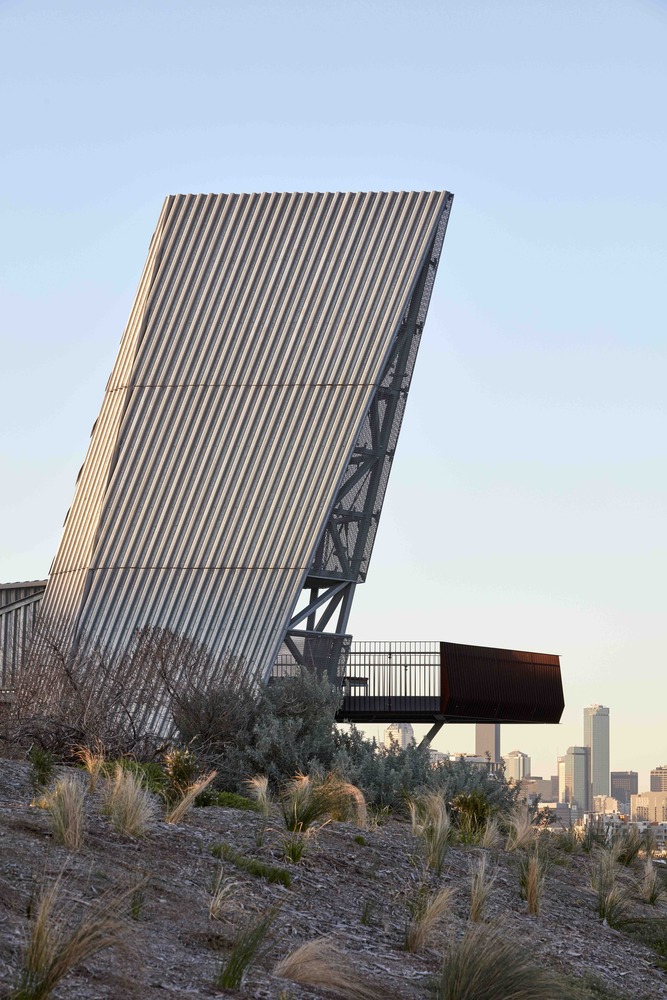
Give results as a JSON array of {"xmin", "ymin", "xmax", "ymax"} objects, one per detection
[
  {"xmin": 584, "ymin": 705, "xmax": 610, "ymax": 797},
  {"xmin": 558, "ymin": 756, "xmax": 566, "ymax": 803},
  {"xmin": 451, "ymin": 752, "xmax": 504, "ymax": 774},
  {"xmin": 650, "ymin": 766, "xmax": 667, "ymax": 792},
  {"xmin": 564, "ymin": 746, "xmax": 591, "ymax": 813},
  {"xmin": 520, "ymin": 776, "xmax": 553, "ymax": 803},
  {"xmin": 631, "ymin": 792, "xmax": 667, "ymax": 823},
  {"xmin": 550, "ymin": 774, "xmax": 559, "ymax": 800},
  {"xmin": 475, "ymin": 723, "xmax": 500, "ymax": 763},
  {"xmin": 611, "ymin": 771, "xmax": 638, "ymax": 809},
  {"xmin": 384, "ymin": 722, "xmax": 415, "ymax": 750},
  {"xmin": 503, "ymin": 750, "xmax": 531, "ymax": 783},
  {"xmin": 592, "ymin": 795, "xmax": 620, "ymax": 815}
]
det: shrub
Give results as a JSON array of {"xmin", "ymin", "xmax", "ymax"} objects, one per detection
[
  {"xmin": 432, "ymin": 924, "xmax": 570, "ymax": 999},
  {"xmin": 451, "ymin": 790, "xmax": 491, "ymax": 845},
  {"xmin": 12, "ymin": 622, "xmax": 199, "ymax": 760},
  {"xmin": 197, "ymin": 790, "xmax": 261, "ymax": 811},
  {"xmin": 28, "ymin": 747, "xmax": 55, "ymax": 791},
  {"xmin": 162, "ymin": 747, "xmax": 200, "ymax": 803},
  {"xmin": 44, "ymin": 776, "xmax": 85, "ymax": 851}
]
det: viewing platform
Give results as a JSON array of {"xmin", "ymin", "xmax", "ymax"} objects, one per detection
[{"xmin": 272, "ymin": 639, "xmax": 565, "ymax": 729}]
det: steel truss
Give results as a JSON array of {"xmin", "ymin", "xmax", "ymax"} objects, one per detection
[{"xmin": 278, "ymin": 201, "xmax": 452, "ymax": 682}]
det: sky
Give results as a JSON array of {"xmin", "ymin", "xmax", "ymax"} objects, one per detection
[{"xmin": 1, "ymin": 0, "xmax": 665, "ymax": 788}]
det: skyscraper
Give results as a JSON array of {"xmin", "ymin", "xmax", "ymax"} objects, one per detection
[
  {"xmin": 650, "ymin": 765, "xmax": 667, "ymax": 792},
  {"xmin": 503, "ymin": 750, "xmax": 531, "ymax": 783},
  {"xmin": 384, "ymin": 723, "xmax": 415, "ymax": 750},
  {"xmin": 475, "ymin": 723, "xmax": 500, "ymax": 763},
  {"xmin": 557, "ymin": 755, "xmax": 566, "ymax": 803},
  {"xmin": 611, "ymin": 771, "xmax": 638, "ymax": 808},
  {"xmin": 584, "ymin": 705, "xmax": 609, "ymax": 797},
  {"xmin": 565, "ymin": 746, "xmax": 591, "ymax": 812}
]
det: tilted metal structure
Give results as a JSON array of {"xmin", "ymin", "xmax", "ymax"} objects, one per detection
[
  {"xmin": 34, "ymin": 191, "xmax": 454, "ymax": 702},
  {"xmin": 0, "ymin": 581, "xmax": 47, "ymax": 697}
]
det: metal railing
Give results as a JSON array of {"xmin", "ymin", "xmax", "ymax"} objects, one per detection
[
  {"xmin": 271, "ymin": 639, "xmax": 442, "ymax": 720},
  {"xmin": 338, "ymin": 641, "xmax": 441, "ymax": 718}
]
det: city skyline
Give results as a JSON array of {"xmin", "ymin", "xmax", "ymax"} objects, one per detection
[{"xmin": 2, "ymin": 1, "xmax": 665, "ymax": 777}]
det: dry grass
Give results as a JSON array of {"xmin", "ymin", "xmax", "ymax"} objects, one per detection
[
  {"xmin": 12, "ymin": 875, "xmax": 132, "ymax": 1000},
  {"xmin": 505, "ymin": 806, "xmax": 537, "ymax": 852},
  {"xmin": 245, "ymin": 775, "xmax": 272, "ymax": 816},
  {"xmin": 74, "ymin": 741, "xmax": 105, "ymax": 792},
  {"xmin": 164, "ymin": 769, "xmax": 217, "ymax": 824},
  {"xmin": 481, "ymin": 817, "xmax": 502, "ymax": 850},
  {"xmin": 408, "ymin": 791, "xmax": 452, "ymax": 875},
  {"xmin": 274, "ymin": 936, "xmax": 386, "ymax": 999},
  {"xmin": 469, "ymin": 853, "xmax": 494, "ymax": 922},
  {"xmin": 638, "ymin": 858, "xmax": 667, "ymax": 905},
  {"xmin": 44, "ymin": 776, "xmax": 85, "ymax": 851},
  {"xmin": 590, "ymin": 845, "xmax": 630, "ymax": 927},
  {"xmin": 433, "ymin": 923, "xmax": 570, "ymax": 999},
  {"xmin": 405, "ymin": 885, "xmax": 456, "ymax": 952},
  {"xmin": 103, "ymin": 765, "xmax": 156, "ymax": 837},
  {"xmin": 520, "ymin": 850, "xmax": 547, "ymax": 916},
  {"xmin": 280, "ymin": 773, "xmax": 367, "ymax": 833},
  {"xmin": 325, "ymin": 777, "xmax": 368, "ymax": 829},
  {"xmin": 209, "ymin": 872, "xmax": 241, "ymax": 921}
]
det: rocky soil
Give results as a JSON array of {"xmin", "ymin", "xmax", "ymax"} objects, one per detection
[{"xmin": 1, "ymin": 760, "xmax": 666, "ymax": 999}]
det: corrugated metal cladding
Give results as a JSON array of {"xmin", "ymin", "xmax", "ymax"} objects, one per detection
[
  {"xmin": 0, "ymin": 582, "xmax": 47, "ymax": 692},
  {"xmin": 440, "ymin": 642, "xmax": 564, "ymax": 724},
  {"xmin": 37, "ymin": 191, "xmax": 453, "ymax": 691}
]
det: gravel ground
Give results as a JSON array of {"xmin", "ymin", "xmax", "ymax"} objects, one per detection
[{"xmin": 1, "ymin": 759, "xmax": 666, "ymax": 999}]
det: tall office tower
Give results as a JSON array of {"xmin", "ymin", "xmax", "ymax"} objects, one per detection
[
  {"xmin": 584, "ymin": 705, "xmax": 610, "ymax": 797},
  {"xmin": 475, "ymin": 723, "xmax": 500, "ymax": 763},
  {"xmin": 384, "ymin": 722, "xmax": 415, "ymax": 750},
  {"xmin": 611, "ymin": 771, "xmax": 638, "ymax": 807},
  {"xmin": 564, "ymin": 746, "xmax": 591, "ymax": 812},
  {"xmin": 650, "ymin": 766, "xmax": 667, "ymax": 792},
  {"xmin": 503, "ymin": 750, "xmax": 531, "ymax": 783},
  {"xmin": 558, "ymin": 755, "xmax": 566, "ymax": 802}
]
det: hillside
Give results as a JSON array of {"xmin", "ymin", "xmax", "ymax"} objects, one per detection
[{"xmin": 1, "ymin": 760, "xmax": 666, "ymax": 1000}]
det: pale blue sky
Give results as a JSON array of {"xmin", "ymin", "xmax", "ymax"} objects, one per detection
[{"xmin": 1, "ymin": 0, "xmax": 665, "ymax": 786}]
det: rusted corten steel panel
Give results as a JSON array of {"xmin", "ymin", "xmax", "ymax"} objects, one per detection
[{"xmin": 439, "ymin": 641, "xmax": 564, "ymax": 724}]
